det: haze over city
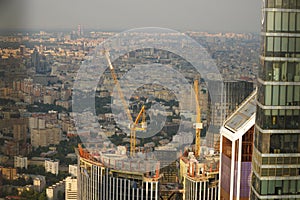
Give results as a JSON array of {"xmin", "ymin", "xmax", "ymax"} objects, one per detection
[{"xmin": 0, "ymin": 0, "xmax": 261, "ymax": 32}]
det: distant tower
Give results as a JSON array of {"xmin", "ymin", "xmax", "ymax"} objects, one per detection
[
  {"xmin": 31, "ymin": 48, "xmax": 40, "ymax": 69},
  {"xmin": 251, "ymin": 0, "xmax": 300, "ymax": 199},
  {"xmin": 77, "ymin": 24, "xmax": 84, "ymax": 37},
  {"xmin": 19, "ymin": 45, "xmax": 25, "ymax": 56}
]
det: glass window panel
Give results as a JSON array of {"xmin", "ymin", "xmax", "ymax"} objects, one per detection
[
  {"xmin": 294, "ymin": 86, "xmax": 300, "ymax": 105},
  {"xmin": 282, "ymin": 12, "xmax": 289, "ymax": 31},
  {"xmin": 290, "ymin": 12, "xmax": 296, "ymax": 31},
  {"xmin": 291, "ymin": 157, "xmax": 297, "ymax": 164},
  {"xmin": 269, "ymin": 168, "xmax": 275, "ymax": 176},
  {"xmin": 265, "ymin": 109, "xmax": 271, "ymax": 115},
  {"xmin": 283, "ymin": 157, "xmax": 290, "ymax": 164},
  {"xmin": 268, "ymin": 180, "xmax": 275, "ymax": 194},
  {"xmin": 297, "ymin": 13, "xmax": 300, "ymax": 31},
  {"xmin": 281, "ymin": 62, "xmax": 287, "ymax": 81},
  {"xmin": 266, "ymin": 61, "xmax": 273, "ymax": 80},
  {"xmin": 275, "ymin": 180, "xmax": 282, "ymax": 187},
  {"xmin": 267, "ymin": 12, "xmax": 274, "ymax": 31},
  {"xmin": 261, "ymin": 180, "xmax": 268, "ymax": 194},
  {"xmin": 280, "ymin": 86, "xmax": 286, "ymax": 105},
  {"xmin": 272, "ymin": 109, "xmax": 278, "ymax": 115},
  {"xmin": 287, "ymin": 62, "xmax": 295, "ymax": 81},
  {"xmin": 273, "ymin": 63, "xmax": 280, "ymax": 80},
  {"xmin": 296, "ymin": 38, "xmax": 300, "ymax": 52},
  {"xmin": 266, "ymin": 85, "xmax": 272, "ymax": 105},
  {"xmin": 273, "ymin": 86, "xmax": 279, "ymax": 105},
  {"xmin": 274, "ymin": 37, "xmax": 281, "ymax": 52},
  {"xmin": 267, "ymin": 37, "xmax": 274, "ymax": 51},
  {"xmin": 298, "ymin": 180, "xmax": 300, "ymax": 192},
  {"xmin": 291, "ymin": 0, "xmax": 297, "ymax": 8},
  {"xmin": 281, "ymin": 37, "xmax": 288, "ymax": 52},
  {"xmin": 283, "ymin": 180, "xmax": 289, "ymax": 194},
  {"xmin": 262, "ymin": 157, "xmax": 268, "ymax": 164},
  {"xmin": 282, "ymin": 0, "xmax": 289, "ymax": 8},
  {"xmin": 287, "ymin": 86, "xmax": 293, "ymax": 105},
  {"xmin": 276, "ymin": 168, "xmax": 283, "ymax": 176},
  {"xmin": 268, "ymin": 0, "xmax": 275, "ymax": 7},
  {"xmin": 269, "ymin": 157, "xmax": 276, "ymax": 164},
  {"xmin": 286, "ymin": 109, "xmax": 293, "ymax": 116},
  {"xmin": 275, "ymin": 0, "xmax": 282, "ymax": 7},
  {"xmin": 262, "ymin": 169, "xmax": 268, "ymax": 176},
  {"xmin": 275, "ymin": 12, "xmax": 282, "ymax": 31},
  {"xmin": 289, "ymin": 38, "xmax": 295, "ymax": 53},
  {"xmin": 279, "ymin": 109, "xmax": 285, "ymax": 115},
  {"xmin": 296, "ymin": 63, "xmax": 300, "ymax": 77}
]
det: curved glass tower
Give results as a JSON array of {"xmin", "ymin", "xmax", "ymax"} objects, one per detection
[{"xmin": 251, "ymin": 0, "xmax": 300, "ymax": 199}]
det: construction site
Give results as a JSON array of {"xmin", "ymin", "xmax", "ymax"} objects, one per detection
[{"xmin": 75, "ymin": 50, "xmax": 221, "ymax": 200}]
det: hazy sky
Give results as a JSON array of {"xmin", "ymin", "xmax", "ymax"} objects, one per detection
[{"xmin": 0, "ymin": 0, "xmax": 261, "ymax": 33}]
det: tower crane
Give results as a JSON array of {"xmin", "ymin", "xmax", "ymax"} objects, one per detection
[
  {"xmin": 103, "ymin": 50, "xmax": 146, "ymax": 157},
  {"xmin": 193, "ymin": 79, "xmax": 203, "ymax": 158}
]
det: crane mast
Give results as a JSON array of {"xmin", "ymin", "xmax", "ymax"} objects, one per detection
[
  {"xmin": 103, "ymin": 50, "xmax": 146, "ymax": 157},
  {"xmin": 104, "ymin": 51, "xmax": 133, "ymax": 122},
  {"xmin": 193, "ymin": 79, "xmax": 203, "ymax": 158}
]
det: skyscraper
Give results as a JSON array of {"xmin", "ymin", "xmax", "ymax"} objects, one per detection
[
  {"xmin": 251, "ymin": 0, "xmax": 300, "ymax": 199},
  {"xmin": 220, "ymin": 90, "xmax": 256, "ymax": 200}
]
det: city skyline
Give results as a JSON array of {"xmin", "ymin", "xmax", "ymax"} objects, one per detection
[{"xmin": 0, "ymin": 0, "xmax": 261, "ymax": 33}]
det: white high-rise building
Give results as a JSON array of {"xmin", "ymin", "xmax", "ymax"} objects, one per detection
[
  {"xmin": 65, "ymin": 176, "xmax": 77, "ymax": 200},
  {"xmin": 68, "ymin": 164, "xmax": 77, "ymax": 177},
  {"xmin": 45, "ymin": 159, "xmax": 59, "ymax": 175},
  {"xmin": 14, "ymin": 156, "xmax": 28, "ymax": 169}
]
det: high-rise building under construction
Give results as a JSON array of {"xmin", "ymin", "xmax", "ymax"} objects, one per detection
[{"xmin": 77, "ymin": 146, "xmax": 161, "ymax": 200}]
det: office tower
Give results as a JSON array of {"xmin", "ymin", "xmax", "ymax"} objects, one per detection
[
  {"xmin": 220, "ymin": 90, "xmax": 256, "ymax": 200},
  {"xmin": 206, "ymin": 80, "xmax": 253, "ymax": 149},
  {"xmin": 224, "ymin": 80, "xmax": 254, "ymax": 116},
  {"xmin": 251, "ymin": 0, "xmax": 300, "ymax": 199}
]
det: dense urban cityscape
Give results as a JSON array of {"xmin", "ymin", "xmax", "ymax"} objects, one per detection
[{"xmin": 0, "ymin": 0, "xmax": 299, "ymax": 200}]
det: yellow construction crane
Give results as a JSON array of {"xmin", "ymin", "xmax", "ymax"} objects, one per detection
[
  {"xmin": 193, "ymin": 79, "xmax": 203, "ymax": 158},
  {"xmin": 104, "ymin": 50, "xmax": 146, "ymax": 157},
  {"xmin": 131, "ymin": 105, "xmax": 147, "ymax": 156}
]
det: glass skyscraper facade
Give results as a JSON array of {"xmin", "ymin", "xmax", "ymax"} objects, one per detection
[{"xmin": 251, "ymin": 0, "xmax": 300, "ymax": 199}]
